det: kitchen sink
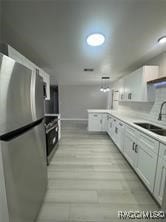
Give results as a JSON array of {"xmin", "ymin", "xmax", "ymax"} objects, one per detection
[
  {"xmin": 134, "ymin": 122, "xmax": 166, "ymax": 136},
  {"xmin": 134, "ymin": 122, "xmax": 162, "ymax": 130},
  {"xmin": 151, "ymin": 129, "xmax": 166, "ymax": 136}
]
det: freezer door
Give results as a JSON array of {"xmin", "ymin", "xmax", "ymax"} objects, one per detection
[
  {"xmin": 31, "ymin": 70, "xmax": 44, "ymax": 121},
  {"xmin": 0, "ymin": 53, "xmax": 44, "ymax": 136},
  {"xmin": 0, "ymin": 122, "xmax": 47, "ymax": 222}
]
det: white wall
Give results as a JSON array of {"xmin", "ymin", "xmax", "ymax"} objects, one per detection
[{"xmin": 59, "ymin": 85, "xmax": 108, "ymax": 120}]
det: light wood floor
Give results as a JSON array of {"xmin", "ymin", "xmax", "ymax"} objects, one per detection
[{"xmin": 37, "ymin": 121, "xmax": 159, "ymax": 222}]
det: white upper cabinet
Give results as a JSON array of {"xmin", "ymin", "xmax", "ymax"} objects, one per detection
[
  {"xmin": 117, "ymin": 78, "xmax": 125, "ymax": 102},
  {"xmin": 8, "ymin": 45, "xmax": 36, "ymax": 71},
  {"xmin": 38, "ymin": 68, "xmax": 50, "ymax": 100},
  {"xmin": 114, "ymin": 65, "xmax": 159, "ymax": 102},
  {"xmin": 7, "ymin": 45, "xmax": 50, "ymax": 100}
]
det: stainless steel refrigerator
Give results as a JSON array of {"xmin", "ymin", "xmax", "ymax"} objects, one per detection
[
  {"xmin": 0, "ymin": 52, "xmax": 47, "ymax": 222},
  {"xmin": 162, "ymin": 182, "xmax": 166, "ymax": 213}
]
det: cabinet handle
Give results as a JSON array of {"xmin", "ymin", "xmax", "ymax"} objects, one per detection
[
  {"xmin": 100, "ymin": 119, "xmax": 102, "ymax": 124},
  {"xmin": 94, "ymin": 114, "xmax": 98, "ymax": 117},
  {"xmin": 119, "ymin": 123, "xmax": 123, "ymax": 126},
  {"xmin": 115, "ymin": 127, "xmax": 118, "ymax": 134},
  {"xmin": 132, "ymin": 142, "xmax": 135, "ymax": 151},
  {"xmin": 164, "ymin": 150, "xmax": 166, "ymax": 156},
  {"xmin": 128, "ymin": 93, "xmax": 132, "ymax": 100},
  {"xmin": 135, "ymin": 144, "xmax": 138, "ymax": 153}
]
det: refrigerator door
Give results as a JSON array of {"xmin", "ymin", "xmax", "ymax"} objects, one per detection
[
  {"xmin": 0, "ymin": 122, "xmax": 47, "ymax": 222},
  {"xmin": 31, "ymin": 70, "xmax": 44, "ymax": 122},
  {"xmin": 0, "ymin": 53, "xmax": 44, "ymax": 136},
  {"xmin": 162, "ymin": 181, "xmax": 166, "ymax": 211}
]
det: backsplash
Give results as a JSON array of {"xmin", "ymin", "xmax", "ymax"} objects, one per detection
[
  {"xmin": 118, "ymin": 85, "xmax": 166, "ymax": 125},
  {"xmin": 150, "ymin": 86, "xmax": 166, "ymax": 122}
]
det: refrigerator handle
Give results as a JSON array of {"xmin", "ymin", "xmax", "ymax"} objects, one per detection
[
  {"xmin": 30, "ymin": 69, "xmax": 37, "ymax": 120},
  {"xmin": 0, "ymin": 119, "xmax": 43, "ymax": 141}
]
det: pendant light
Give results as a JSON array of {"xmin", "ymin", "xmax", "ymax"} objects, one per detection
[{"xmin": 100, "ymin": 77, "xmax": 110, "ymax": 93}]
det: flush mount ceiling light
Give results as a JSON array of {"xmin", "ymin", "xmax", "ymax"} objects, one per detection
[
  {"xmin": 158, "ymin": 36, "xmax": 166, "ymax": 44},
  {"xmin": 87, "ymin": 33, "xmax": 105, "ymax": 46},
  {"xmin": 100, "ymin": 76, "xmax": 110, "ymax": 93}
]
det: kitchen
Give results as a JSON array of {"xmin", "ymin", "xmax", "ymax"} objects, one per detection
[{"xmin": 0, "ymin": 0, "xmax": 166, "ymax": 222}]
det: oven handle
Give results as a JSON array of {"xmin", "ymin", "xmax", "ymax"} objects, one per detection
[{"xmin": 46, "ymin": 125, "xmax": 58, "ymax": 134}]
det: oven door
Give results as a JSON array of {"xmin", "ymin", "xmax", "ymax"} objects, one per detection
[{"xmin": 46, "ymin": 124, "xmax": 58, "ymax": 158}]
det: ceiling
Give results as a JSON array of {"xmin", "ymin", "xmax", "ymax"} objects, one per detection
[{"xmin": 1, "ymin": 0, "xmax": 166, "ymax": 85}]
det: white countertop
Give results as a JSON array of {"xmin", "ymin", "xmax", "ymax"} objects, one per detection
[{"xmin": 88, "ymin": 109, "xmax": 166, "ymax": 145}]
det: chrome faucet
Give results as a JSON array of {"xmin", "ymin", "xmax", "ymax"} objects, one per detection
[{"xmin": 158, "ymin": 101, "xmax": 166, "ymax": 121}]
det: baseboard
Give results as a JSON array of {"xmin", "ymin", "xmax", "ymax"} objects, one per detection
[{"xmin": 61, "ymin": 118, "xmax": 88, "ymax": 121}]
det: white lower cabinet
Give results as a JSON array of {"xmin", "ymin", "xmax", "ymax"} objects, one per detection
[
  {"xmin": 136, "ymin": 147, "xmax": 158, "ymax": 193},
  {"xmin": 124, "ymin": 126, "xmax": 159, "ymax": 193},
  {"xmin": 124, "ymin": 126, "xmax": 138, "ymax": 168},
  {"xmin": 101, "ymin": 114, "xmax": 107, "ymax": 132},
  {"xmin": 111, "ymin": 118, "xmax": 117, "ymax": 143},
  {"xmin": 154, "ymin": 143, "xmax": 166, "ymax": 205},
  {"xmin": 106, "ymin": 114, "xmax": 110, "ymax": 132},
  {"xmin": 135, "ymin": 133, "xmax": 159, "ymax": 193},
  {"xmin": 88, "ymin": 113, "xmax": 102, "ymax": 131},
  {"xmin": 107, "ymin": 116, "xmax": 124, "ymax": 153},
  {"xmin": 116, "ymin": 121, "xmax": 125, "ymax": 153},
  {"xmin": 88, "ymin": 113, "xmax": 106, "ymax": 132},
  {"xmin": 88, "ymin": 111, "xmax": 166, "ymax": 205},
  {"xmin": 107, "ymin": 115, "xmax": 113, "ymax": 137}
]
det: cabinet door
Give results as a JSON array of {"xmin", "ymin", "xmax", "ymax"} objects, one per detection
[
  {"xmin": 124, "ymin": 127, "xmax": 137, "ymax": 167},
  {"xmin": 101, "ymin": 114, "xmax": 107, "ymax": 132},
  {"xmin": 123, "ymin": 73, "xmax": 134, "ymax": 101},
  {"xmin": 116, "ymin": 121, "xmax": 125, "ymax": 153},
  {"xmin": 154, "ymin": 143, "xmax": 166, "ymax": 205},
  {"xmin": 135, "ymin": 145, "xmax": 158, "ymax": 193},
  {"xmin": 135, "ymin": 133, "xmax": 159, "ymax": 193},
  {"xmin": 118, "ymin": 79, "xmax": 125, "ymax": 101},
  {"xmin": 122, "ymin": 66, "xmax": 157, "ymax": 102},
  {"xmin": 106, "ymin": 114, "xmax": 110, "ymax": 133},
  {"xmin": 39, "ymin": 69, "xmax": 50, "ymax": 100},
  {"xmin": 154, "ymin": 158, "xmax": 166, "ymax": 205},
  {"xmin": 111, "ymin": 118, "xmax": 117, "ymax": 143},
  {"xmin": 107, "ymin": 116, "xmax": 113, "ymax": 137},
  {"xmin": 88, "ymin": 113, "xmax": 102, "ymax": 131}
]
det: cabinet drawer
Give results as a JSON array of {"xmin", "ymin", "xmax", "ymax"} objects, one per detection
[
  {"xmin": 138, "ymin": 131, "xmax": 159, "ymax": 154},
  {"xmin": 89, "ymin": 113, "xmax": 100, "ymax": 118},
  {"xmin": 125, "ymin": 125, "xmax": 138, "ymax": 137},
  {"xmin": 159, "ymin": 143, "xmax": 166, "ymax": 160}
]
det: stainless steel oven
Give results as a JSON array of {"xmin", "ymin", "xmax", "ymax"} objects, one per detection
[{"xmin": 45, "ymin": 117, "xmax": 59, "ymax": 164}]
